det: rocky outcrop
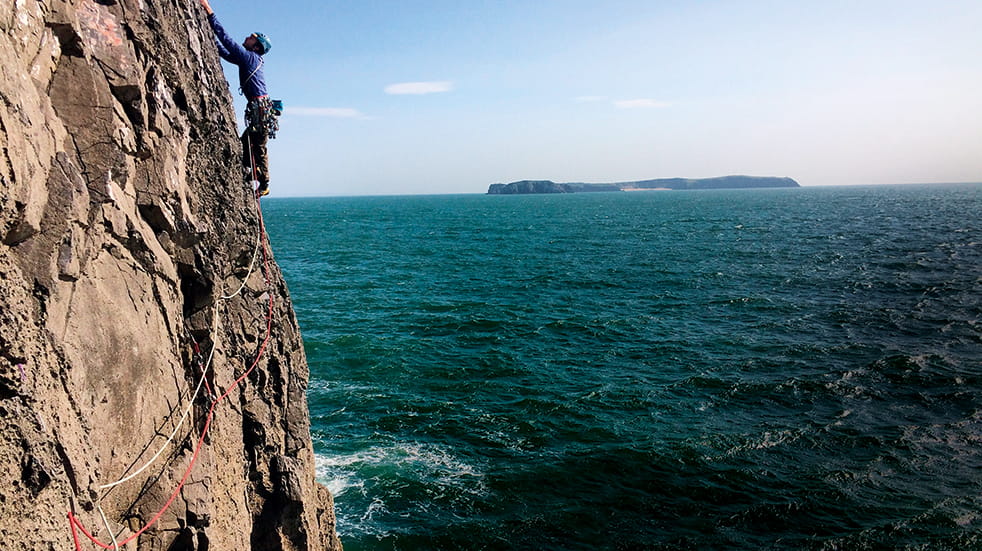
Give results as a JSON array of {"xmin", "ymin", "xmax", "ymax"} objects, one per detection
[
  {"xmin": 0, "ymin": 2, "xmax": 340, "ymax": 550},
  {"xmin": 487, "ymin": 180, "xmax": 573, "ymax": 194},
  {"xmin": 487, "ymin": 180, "xmax": 621, "ymax": 194},
  {"xmin": 487, "ymin": 175, "xmax": 800, "ymax": 194}
]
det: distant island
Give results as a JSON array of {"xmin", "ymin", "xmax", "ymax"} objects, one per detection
[{"xmin": 487, "ymin": 175, "xmax": 800, "ymax": 194}]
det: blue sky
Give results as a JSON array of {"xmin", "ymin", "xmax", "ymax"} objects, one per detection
[{"xmin": 207, "ymin": 0, "xmax": 982, "ymax": 196}]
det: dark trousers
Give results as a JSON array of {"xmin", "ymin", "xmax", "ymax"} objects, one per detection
[{"xmin": 241, "ymin": 128, "xmax": 269, "ymax": 184}]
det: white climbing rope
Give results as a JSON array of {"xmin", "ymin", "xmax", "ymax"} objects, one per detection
[
  {"xmin": 74, "ymin": 191, "xmax": 273, "ymax": 551},
  {"xmin": 97, "ymin": 505, "xmax": 119, "ymax": 550},
  {"xmin": 221, "ymin": 225, "xmax": 263, "ymax": 300},
  {"xmin": 96, "ymin": 207, "xmax": 266, "ymax": 491}
]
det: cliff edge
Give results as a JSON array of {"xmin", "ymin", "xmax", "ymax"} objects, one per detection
[{"xmin": 0, "ymin": 2, "xmax": 341, "ymax": 550}]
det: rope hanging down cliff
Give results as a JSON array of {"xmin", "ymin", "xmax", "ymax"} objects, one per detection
[
  {"xmin": 68, "ymin": 190, "xmax": 274, "ymax": 550},
  {"xmin": 93, "ymin": 180, "xmax": 265, "ymax": 490}
]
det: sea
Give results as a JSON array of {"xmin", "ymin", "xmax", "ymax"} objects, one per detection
[{"xmin": 262, "ymin": 184, "xmax": 982, "ymax": 551}]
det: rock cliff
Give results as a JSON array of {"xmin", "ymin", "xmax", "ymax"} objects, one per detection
[{"xmin": 0, "ymin": 1, "xmax": 341, "ymax": 550}]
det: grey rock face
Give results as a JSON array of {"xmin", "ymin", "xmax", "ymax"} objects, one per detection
[{"xmin": 0, "ymin": 1, "xmax": 340, "ymax": 549}]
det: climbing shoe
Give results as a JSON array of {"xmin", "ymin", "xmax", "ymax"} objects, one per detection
[{"xmin": 256, "ymin": 182, "xmax": 270, "ymax": 197}]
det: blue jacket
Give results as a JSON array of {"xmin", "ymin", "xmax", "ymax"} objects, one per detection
[{"xmin": 208, "ymin": 13, "xmax": 267, "ymax": 99}]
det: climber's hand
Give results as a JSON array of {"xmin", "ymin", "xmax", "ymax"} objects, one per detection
[{"xmin": 199, "ymin": 0, "xmax": 213, "ymax": 16}]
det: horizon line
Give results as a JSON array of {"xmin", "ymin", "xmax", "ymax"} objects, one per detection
[{"xmin": 260, "ymin": 181, "xmax": 981, "ymax": 199}]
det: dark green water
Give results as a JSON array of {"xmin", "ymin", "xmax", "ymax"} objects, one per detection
[{"xmin": 263, "ymin": 185, "xmax": 982, "ymax": 550}]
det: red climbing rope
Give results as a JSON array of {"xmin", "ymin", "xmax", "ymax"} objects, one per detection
[
  {"xmin": 70, "ymin": 513, "xmax": 82, "ymax": 548},
  {"xmin": 69, "ymin": 193, "xmax": 273, "ymax": 550}
]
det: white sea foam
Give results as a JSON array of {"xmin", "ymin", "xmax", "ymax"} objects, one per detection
[
  {"xmin": 315, "ymin": 441, "xmax": 486, "ymax": 496},
  {"xmin": 315, "ymin": 442, "xmax": 488, "ymax": 538},
  {"xmin": 315, "ymin": 453, "xmax": 363, "ymax": 497}
]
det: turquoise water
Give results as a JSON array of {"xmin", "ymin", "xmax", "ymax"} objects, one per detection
[{"xmin": 263, "ymin": 185, "xmax": 982, "ymax": 550}]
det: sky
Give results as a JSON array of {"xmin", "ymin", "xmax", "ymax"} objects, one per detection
[{"xmin": 207, "ymin": 0, "xmax": 982, "ymax": 197}]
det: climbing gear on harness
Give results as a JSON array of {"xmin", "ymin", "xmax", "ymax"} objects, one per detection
[
  {"xmin": 252, "ymin": 32, "xmax": 272, "ymax": 54},
  {"xmin": 246, "ymin": 96, "xmax": 281, "ymax": 139}
]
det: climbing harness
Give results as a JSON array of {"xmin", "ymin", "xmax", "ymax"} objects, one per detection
[
  {"xmin": 69, "ymin": 190, "xmax": 275, "ymax": 550},
  {"xmin": 239, "ymin": 55, "xmax": 283, "ymax": 140},
  {"xmin": 246, "ymin": 96, "xmax": 281, "ymax": 139}
]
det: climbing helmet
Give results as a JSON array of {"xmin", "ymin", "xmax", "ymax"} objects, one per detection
[{"xmin": 251, "ymin": 32, "xmax": 272, "ymax": 54}]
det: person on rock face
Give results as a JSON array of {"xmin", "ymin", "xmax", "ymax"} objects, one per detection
[{"xmin": 199, "ymin": 0, "xmax": 276, "ymax": 197}]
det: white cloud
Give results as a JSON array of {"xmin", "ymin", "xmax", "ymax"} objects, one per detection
[
  {"xmin": 385, "ymin": 81, "xmax": 454, "ymax": 95},
  {"xmin": 613, "ymin": 98, "xmax": 671, "ymax": 109},
  {"xmin": 285, "ymin": 107, "xmax": 366, "ymax": 118}
]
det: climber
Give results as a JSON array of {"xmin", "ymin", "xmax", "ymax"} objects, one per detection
[{"xmin": 199, "ymin": 0, "xmax": 278, "ymax": 197}]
